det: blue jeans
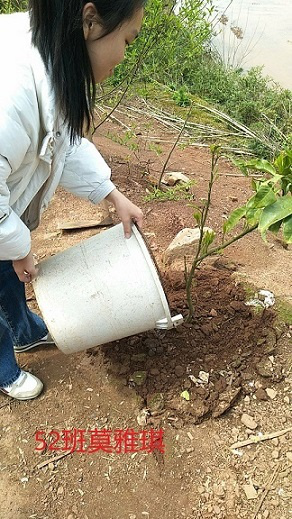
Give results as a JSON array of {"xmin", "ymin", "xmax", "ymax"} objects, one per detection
[{"xmin": 0, "ymin": 261, "xmax": 48, "ymax": 387}]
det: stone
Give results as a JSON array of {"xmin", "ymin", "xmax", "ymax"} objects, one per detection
[
  {"xmin": 272, "ymin": 450, "xmax": 279, "ymax": 459},
  {"xmin": 256, "ymin": 358, "xmax": 273, "ymax": 378},
  {"xmin": 57, "ymin": 486, "xmax": 64, "ymax": 495},
  {"xmin": 213, "ymin": 483, "xmax": 225, "ymax": 497},
  {"xmin": 162, "ymin": 227, "xmax": 214, "ymax": 269},
  {"xmin": 266, "ymin": 388, "xmax": 277, "ymax": 399},
  {"xmin": 150, "ymin": 368, "xmax": 160, "ymax": 376},
  {"xmin": 255, "ymin": 388, "xmax": 269, "ymax": 401},
  {"xmin": 243, "ymin": 483, "xmax": 258, "ymax": 500},
  {"xmin": 241, "ymin": 413, "xmax": 258, "ymax": 430},
  {"xmin": 175, "ymin": 365, "xmax": 185, "ymax": 377},
  {"xmin": 284, "ymin": 396, "xmax": 290, "ymax": 404},
  {"xmin": 212, "ymin": 387, "xmax": 241, "ymax": 418},
  {"xmin": 162, "ymin": 171, "xmax": 190, "ymax": 186},
  {"xmin": 130, "ymin": 371, "xmax": 147, "ymax": 386},
  {"xmin": 210, "ymin": 308, "xmax": 218, "ymax": 317}
]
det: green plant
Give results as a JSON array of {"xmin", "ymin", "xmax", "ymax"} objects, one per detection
[
  {"xmin": 185, "ymin": 146, "xmax": 292, "ymax": 321},
  {"xmin": 145, "ymin": 181, "xmax": 195, "ymax": 202},
  {"xmin": 225, "ymin": 150, "xmax": 292, "ymax": 242},
  {"xmin": 172, "ymin": 87, "xmax": 191, "ymax": 107},
  {"xmin": 0, "ymin": 0, "xmax": 27, "ymax": 13}
]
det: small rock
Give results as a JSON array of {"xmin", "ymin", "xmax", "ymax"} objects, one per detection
[
  {"xmin": 48, "ymin": 462, "xmax": 55, "ymax": 471},
  {"xmin": 137, "ymin": 408, "xmax": 149, "ymax": 426},
  {"xmin": 266, "ymin": 388, "xmax": 277, "ymax": 399},
  {"xmin": 96, "ymin": 485, "xmax": 102, "ymax": 492},
  {"xmin": 198, "ymin": 370, "xmax": 209, "ymax": 384},
  {"xmin": 175, "ymin": 365, "xmax": 185, "ymax": 377},
  {"xmin": 230, "ymin": 300, "xmax": 243, "ymax": 311},
  {"xmin": 162, "ymin": 171, "xmax": 190, "ymax": 186},
  {"xmin": 163, "ymin": 227, "xmax": 214, "ymax": 269},
  {"xmin": 255, "ymin": 388, "xmax": 269, "ymax": 401},
  {"xmin": 272, "ymin": 450, "xmax": 279, "ymax": 459},
  {"xmin": 256, "ymin": 358, "xmax": 273, "ymax": 378},
  {"xmin": 213, "ymin": 505, "xmax": 221, "ymax": 514},
  {"xmin": 263, "ymin": 511, "xmax": 270, "ymax": 519},
  {"xmin": 150, "ymin": 368, "xmax": 160, "ymax": 376},
  {"xmin": 243, "ymin": 483, "xmax": 258, "ymax": 500},
  {"xmin": 213, "ymin": 483, "xmax": 225, "ymax": 497},
  {"xmin": 210, "ymin": 308, "xmax": 218, "ymax": 317},
  {"xmin": 57, "ymin": 486, "xmax": 64, "ymax": 495},
  {"xmin": 212, "ymin": 387, "xmax": 241, "ymax": 418},
  {"xmin": 129, "ymin": 515, "xmax": 136, "ymax": 519},
  {"xmin": 284, "ymin": 396, "xmax": 290, "ymax": 404},
  {"xmin": 241, "ymin": 413, "xmax": 258, "ymax": 430},
  {"xmin": 67, "ymin": 515, "xmax": 74, "ymax": 519},
  {"xmin": 271, "ymin": 438, "xmax": 279, "ymax": 446}
]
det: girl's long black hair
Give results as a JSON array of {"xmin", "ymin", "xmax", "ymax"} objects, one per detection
[{"xmin": 29, "ymin": 0, "xmax": 145, "ymax": 143}]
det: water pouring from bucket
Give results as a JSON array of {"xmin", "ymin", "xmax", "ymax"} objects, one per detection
[{"xmin": 33, "ymin": 223, "xmax": 183, "ymax": 354}]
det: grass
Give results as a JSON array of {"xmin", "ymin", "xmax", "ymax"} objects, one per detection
[{"xmin": 144, "ymin": 181, "xmax": 196, "ymax": 202}]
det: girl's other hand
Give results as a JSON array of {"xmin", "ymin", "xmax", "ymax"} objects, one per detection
[
  {"xmin": 105, "ymin": 189, "xmax": 143, "ymax": 238},
  {"xmin": 12, "ymin": 251, "xmax": 38, "ymax": 283}
]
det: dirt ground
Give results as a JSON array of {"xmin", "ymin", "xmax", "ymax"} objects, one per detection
[{"xmin": 0, "ymin": 109, "xmax": 291, "ymax": 519}]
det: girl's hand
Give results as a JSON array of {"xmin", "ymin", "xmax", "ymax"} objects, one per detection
[
  {"xmin": 12, "ymin": 251, "xmax": 38, "ymax": 283},
  {"xmin": 106, "ymin": 189, "xmax": 143, "ymax": 238}
]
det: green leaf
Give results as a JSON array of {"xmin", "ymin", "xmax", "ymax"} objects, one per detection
[
  {"xmin": 223, "ymin": 206, "xmax": 246, "ymax": 234},
  {"xmin": 283, "ymin": 214, "xmax": 292, "ymax": 243},
  {"xmin": 181, "ymin": 390, "xmax": 190, "ymax": 401},
  {"xmin": 201, "ymin": 230, "xmax": 215, "ymax": 254},
  {"xmin": 245, "ymin": 158, "xmax": 277, "ymax": 176},
  {"xmin": 193, "ymin": 211, "xmax": 202, "ymax": 225},
  {"xmin": 246, "ymin": 184, "xmax": 277, "ymax": 210},
  {"xmin": 229, "ymin": 157, "xmax": 249, "ymax": 176},
  {"xmin": 274, "ymin": 150, "xmax": 292, "ymax": 176},
  {"xmin": 246, "ymin": 207, "xmax": 262, "ymax": 227},
  {"xmin": 268, "ymin": 220, "xmax": 282, "ymax": 235},
  {"xmin": 259, "ymin": 194, "xmax": 292, "ymax": 234}
]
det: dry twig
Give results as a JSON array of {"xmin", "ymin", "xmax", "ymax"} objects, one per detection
[
  {"xmin": 230, "ymin": 426, "xmax": 292, "ymax": 450},
  {"xmin": 252, "ymin": 463, "xmax": 281, "ymax": 519},
  {"xmin": 36, "ymin": 451, "xmax": 72, "ymax": 470}
]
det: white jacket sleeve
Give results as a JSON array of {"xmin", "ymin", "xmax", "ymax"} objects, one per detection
[
  {"xmin": 0, "ymin": 155, "xmax": 31, "ymax": 260},
  {"xmin": 59, "ymin": 138, "xmax": 116, "ymax": 203}
]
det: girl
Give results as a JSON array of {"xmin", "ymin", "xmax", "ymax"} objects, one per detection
[{"xmin": 0, "ymin": 1, "xmax": 145, "ymax": 400}]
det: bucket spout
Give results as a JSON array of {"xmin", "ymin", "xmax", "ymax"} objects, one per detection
[{"xmin": 155, "ymin": 314, "xmax": 184, "ymax": 330}]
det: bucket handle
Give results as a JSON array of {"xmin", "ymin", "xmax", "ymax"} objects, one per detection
[{"xmin": 155, "ymin": 314, "xmax": 184, "ymax": 330}]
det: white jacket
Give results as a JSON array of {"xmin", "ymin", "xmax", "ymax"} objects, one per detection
[{"xmin": 0, "ymin": 12, "xmax": 116, "ymax": 261}]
